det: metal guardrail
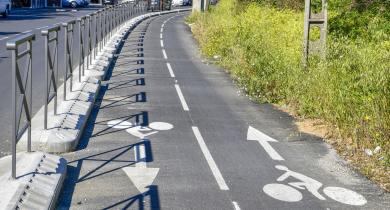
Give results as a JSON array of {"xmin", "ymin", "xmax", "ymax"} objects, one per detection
[
  {"xmin": 6, "ymin": 1, "xmax": 149, "ymax": 179},
  {"xmin": 6, "ymin": 33, "xmax": 36, "ymax": 179},
  {"xmin": 42, "ymin": 24, "xmax": 61, "ymax": 130},
  {"xmin": 63, "ymin": 20, "xmax": 76, "ymax": 100}
]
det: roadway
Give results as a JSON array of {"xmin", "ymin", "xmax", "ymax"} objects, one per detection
[
  {"xmin": 56, "ymin": 12, "xmax": 390, "ymax": 209},
  {"xmin": 0, "ymin": 6, "xmax": 102, "ymax": 157}
]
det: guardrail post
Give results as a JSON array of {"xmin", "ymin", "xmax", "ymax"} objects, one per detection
[
  {"xmin": 42, "ymin": 25, "xmax": 61, "ymax": 130},
  {"xmin": 6, "ymin": 33, "xmax": 35, "ymax": 179},
  {"xmin": 62, "ymin": 20, "xmax": 76, "ymax": 100},
  {"xmin": 78, "ymin": 16, "xmax": 86, "ymax": 81}
]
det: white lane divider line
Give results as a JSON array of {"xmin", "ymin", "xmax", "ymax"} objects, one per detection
[
  {"xmin": 160, "ymin": 40, "xmax": 164, "ymax": 47},
  {"xmin": 160, "ymin": 28, "xmax": 163, "ymax": 33},
  {"xmin": 232, "ymin": 201, "xmax": 241, "ymax": 210},
  {"xmin": 174, "ymin": 84, "xmax": 189, "ymax": 111},
  {"xmin": 162, "ymin": 23, "xmax": 165, "ymax": 28},
  {"xmin": 162, "ymin": 49, "xmax": 168, "ymax": 59},
  {"xmin": 192, "ymin": 127, "xmax": 229, "ymax": 191},
  {"xmin": 0, "ymin": 36, "xmax": 9, "ymax": 41},
  {"xmin": 166, "ymin": 62, "xmax": 175, "ymax": 78},
  {"xmin": 160, "ymin": 33, "xmax": 163, "ymax": 39}
]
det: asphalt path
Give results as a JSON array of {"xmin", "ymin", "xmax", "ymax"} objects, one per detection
[
  {"xmin": 57, "ymin": 12, "xmax": 390, "ymax": 209},
  {"xmin": 0, "ymin": 6, "xmax": 107, "ymax": 157}
]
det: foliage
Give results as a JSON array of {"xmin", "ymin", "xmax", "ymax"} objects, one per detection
[{"xmin": 187, "ymin": 0, "xmax": 390, "ymax": 189}]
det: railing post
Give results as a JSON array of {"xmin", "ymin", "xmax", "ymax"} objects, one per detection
[
  {"xmin": 94, "ymin": 11, "xmax": 99, "ymax": 60},
  {"xmin": 62, "ymin": 20, "xmax": 76, "ymax": 100},
  {"xmin": 87, "ymin": 14, "xmax": 92, "ymax": 69},
  {"xmin": 78, "ymin": 16, "xmax": 86, "ymax": 81},
  {"xmin": 6, "ymin": 33, "xmax": 36, "ymax": 179},
  {"xmin": 42, "ymin": 25, "xmax": 61, "ymax": 130}
]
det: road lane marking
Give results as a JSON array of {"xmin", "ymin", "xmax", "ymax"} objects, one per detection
[
  {"xmin": 174, "ymin": 84, "xmax": 189, "ymax": 111},
  {"xmin": 160, "ymin": 40, "xmax": 164, "ymax": 47},
  {"xmin": 160, "ymin": 28, "xmax": 163, "ymax": 33},
  {"xmin": 162, "ymin": 49, "xmax": 168, "ymax": 59},
  {"xmin": 166, "ymin": 62, "xmax": 175, "ymax": 78},
  {"xmin": 160, "ymin": 33, "xmax": 163, "ymax": 39},
  {"xmin": 22, "ymin": 30, "xmax": 32, "ymax": 34},
  {"xmin": 192, "ymin": 127, "xmax": 229, "ymax": 191},
  {"xmin": 0, "ymin": 37, "xmax": 9, "ymax": 41},
  {"xmin": 247, "ymin": 126, "xmax": 285, "ymax": 161},
  {"xmin": 162, "ymin": 23, "xmax": 165, "ymax": 28},
  {"xmin": 232, "ymin": 201, "xmax": 241, "ymax": 210}
]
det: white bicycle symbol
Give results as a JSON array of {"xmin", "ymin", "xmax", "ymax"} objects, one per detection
[
  {"xmin": 263, "ymin": 165, "xmax": 367, "ymax": 206},
  {"xmin": 107, "ymin": 119, "xmax": 173, "ymax": 139}
]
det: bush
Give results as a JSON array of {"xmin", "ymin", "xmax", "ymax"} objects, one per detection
[{"xmin": 188, "ymin": 0, "xmax": 390, "ymax": 189}]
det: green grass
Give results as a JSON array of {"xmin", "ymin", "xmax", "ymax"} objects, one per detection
[{"xmin": 188, "ymin": 0, "xmax": 390, "ymax": 190}]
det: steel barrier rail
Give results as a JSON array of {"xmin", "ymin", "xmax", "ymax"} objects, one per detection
[
  {"xmin": 94, "ymin": 11, "xmax": 100, "ymax": 60},
  {"xmin": 6, "ymin": 33, "xmax": 35, "ymax": 179},
  {"xmin": 87, "ymin": 14, "xmax": 93, "ymax": 69},
  {"xmin": 41, "ymin": 24, "xmax": 61, "ymax": 130},
  {"xmin": 62, "ymin": 20, "xmax": 76, "ymax": 100},
  {"xmin": 78, "ymin": 16, "xmax": 86, "ymax": 81}
]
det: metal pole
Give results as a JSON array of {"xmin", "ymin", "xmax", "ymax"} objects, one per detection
[{"xmin": 11, "ymin": 44, "xmax": 16, "ymax": 179}]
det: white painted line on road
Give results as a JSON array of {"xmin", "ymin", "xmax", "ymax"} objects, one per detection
[
  {"xmin": 22, "ymin": 30, "xmax": 32, "ymax": 34},
  {"xmin": 174, "ymin": 84, "xmax": 189, "ymax": 111},
  {"xmin": 166, "ymin": 62, "xmax": 175, "ymax": 78},
  {"xmin": 160, "ymin": 33, "xmax": 163, "ymax": 39},
  {"xmin": 192, "ymin": 127, "xmax": 229, "ymax": 191},
  {"xmin": 0, "ymin": 37, "xmax": 9, "ymax": 41},
  {"xmin": 160, "ymin": 28, "xmax": 163, "ymax": 33},
  {"xmin": 247, "ymin": 126, "xmax": 285, "ymax": 161},
  {"xmin": 232, "ymin": 201, "xmax": 241, "ymax": 210},
  {"xmin": 160, "ymin": 40, "xmax": 164, "ymax": 47},
  {"xmin": 162, "ymin": 23, "xmax": 165, "ymax": 28},
  {"xmin": 36, "ymin": 26, "xmax": 47, "ymax": 30},
  {"xmin": 162, "ymin": 49, "xmax": 168, "ymax": 59}
]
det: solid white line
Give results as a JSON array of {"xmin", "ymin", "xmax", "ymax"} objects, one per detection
[
  {"xmin": 166, "ymin": 62, "xmax": 175, "ymax": 78},
  {"xmin": 174, "ymin": 84, "xmax": 189, "ymax": 111},
  {"xmin": 134, "ymin": 144, "xmax": 147, "ymax": 168},
  {"xmin": 232, "ymin": 201, "xmax": 241, "ymax": 210},
  {"xmin": 160, "ymin": 33, "xmax": 163, "ymax": 39},
  {"xmin": 0, "ymin": 36, "xmax": 9, "ymax": 41},
  {"xmin": 192, "ymin": 127, "xmax": 229, "ymax": 191},
  {"xmin": 160, "ymin": 40, "xmax": 164, "ymax": 47},
  {"xmin": 162, "ymin": 49, "xmax": 168, "ymax": 59}
]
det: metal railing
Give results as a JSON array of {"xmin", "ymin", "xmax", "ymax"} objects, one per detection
[
  {"xmin": 5, "ymin": 0, "xmax": 150, "ymax": 179},
  {"xmin": 63, "ymin": 20, "xmax": 76, "ymax": 100},
  {"xmin": 42, "ymin": 24, "xmax": 61, "ymax": 130},
  {"xmin": 6, "ymin": 33, "xmax": 35, "ymax": 179}
]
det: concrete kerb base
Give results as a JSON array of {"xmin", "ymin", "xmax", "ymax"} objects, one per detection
[{"xmin": 0, "ymin": 152, "xmax": 66, "ymax": 210}]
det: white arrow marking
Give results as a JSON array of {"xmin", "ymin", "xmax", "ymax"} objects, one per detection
[
  {"xmin": 247, "ymin": 126, "xmax": 285, "ymax": 161},
  {"xmin": 123, "ymin": 142, "xmax": 159, "ymax": 193}
]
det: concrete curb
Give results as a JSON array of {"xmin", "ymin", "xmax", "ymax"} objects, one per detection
[{"xmin": 0, "ymin": 152, "xmax": 67, "ymax": 210}]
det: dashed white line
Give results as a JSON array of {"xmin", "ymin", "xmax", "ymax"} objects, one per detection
[
  {"xmin": 174, "ymin": 84, "xmax": 189, "ymax": 111},
  {"xmin": 232, "ymin": 201, "xmax": 241, "ymax": 210},
  {"xmin": 162, "ymin": 23, "xmax": 165, "ymax": 28},
  {"xmin": 192, "ymin": 127, "xmax": 229, "ymax": 191},
  {"xmin": 166, "ymin": 62, "xmax": 175, "ymax": 78},
  {"xmin": 160, "ymin": 33, "xmax": 163, "ymax": 39},
  {"xmin": 160, "ymin": 40, "xmax": 164, "ymax": 47},
  {"xmin": 160, "ymin": 28, "xmax": 163, "ymax": 33},
  {"xmin": 162, "ymin": 49, "xmax": 168, "ymax": 59}
]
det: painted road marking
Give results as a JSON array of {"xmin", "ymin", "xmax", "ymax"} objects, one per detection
[
  {"xmin": 247, "ymin": 126, "xmax": 284, "ymax": 161},
  {"xmin": 232, "ymin": 201, "xmax": 241, "ymax": 210},
  {"xmin": 192, "ymin": 127, "xmax": 229, "ymax": 191},
  {"xmin": 22, "ymin": 30, "xmax": 32, "ymax": 34},
  {"xmin": 0, "ymin": 36, "xmax": 9, "ymax": 41},
  {"xmin": 166, "ymin": 62, "xmax": 175, "ymax": 78},
  {"xmin": 174, "ymin": 84, "xmax": 189, "ymax": 111},
  {"xmin": 263, "ymin": 165, "xmax": 367, "ymax": 206},
  {"xmin": 160, "ymin": 40, "xmax": 164, "ymax": 47},
  {"xmin": 160, "ymin": 28, "xmax": 163, "ymax": 33},
  {"xmin": 160, "ymin": 33, "xmax": 163, "ymax": 39},
  {"xmin": 162, "ymin": 23, "xmax": 165, "ymax": 28},
  {"xmin": 162, "ymin": 49, "xmax": 168, "ymax": 59}
]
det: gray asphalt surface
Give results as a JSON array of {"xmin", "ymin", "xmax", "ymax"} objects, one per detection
[
  {"xmin": 57, "ymin": 12, "xmax": 390, "ymax": 209},
  {"xmin": 0, "ymin": 6, "xmax": 103, "ymax": 157}
]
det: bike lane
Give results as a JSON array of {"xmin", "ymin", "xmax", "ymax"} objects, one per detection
[
  {"xmin": 160, "ymin": 12, "xmax": 390, "ymax": 210},
  {"xmin": 57, "ymin": 13, "xmax": 234, "ymax": 209}
]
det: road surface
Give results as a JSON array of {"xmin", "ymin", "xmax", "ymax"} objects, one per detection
[{"xmin": 56, "ymin": 12, "xmax": 390, "ymax": 209}]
